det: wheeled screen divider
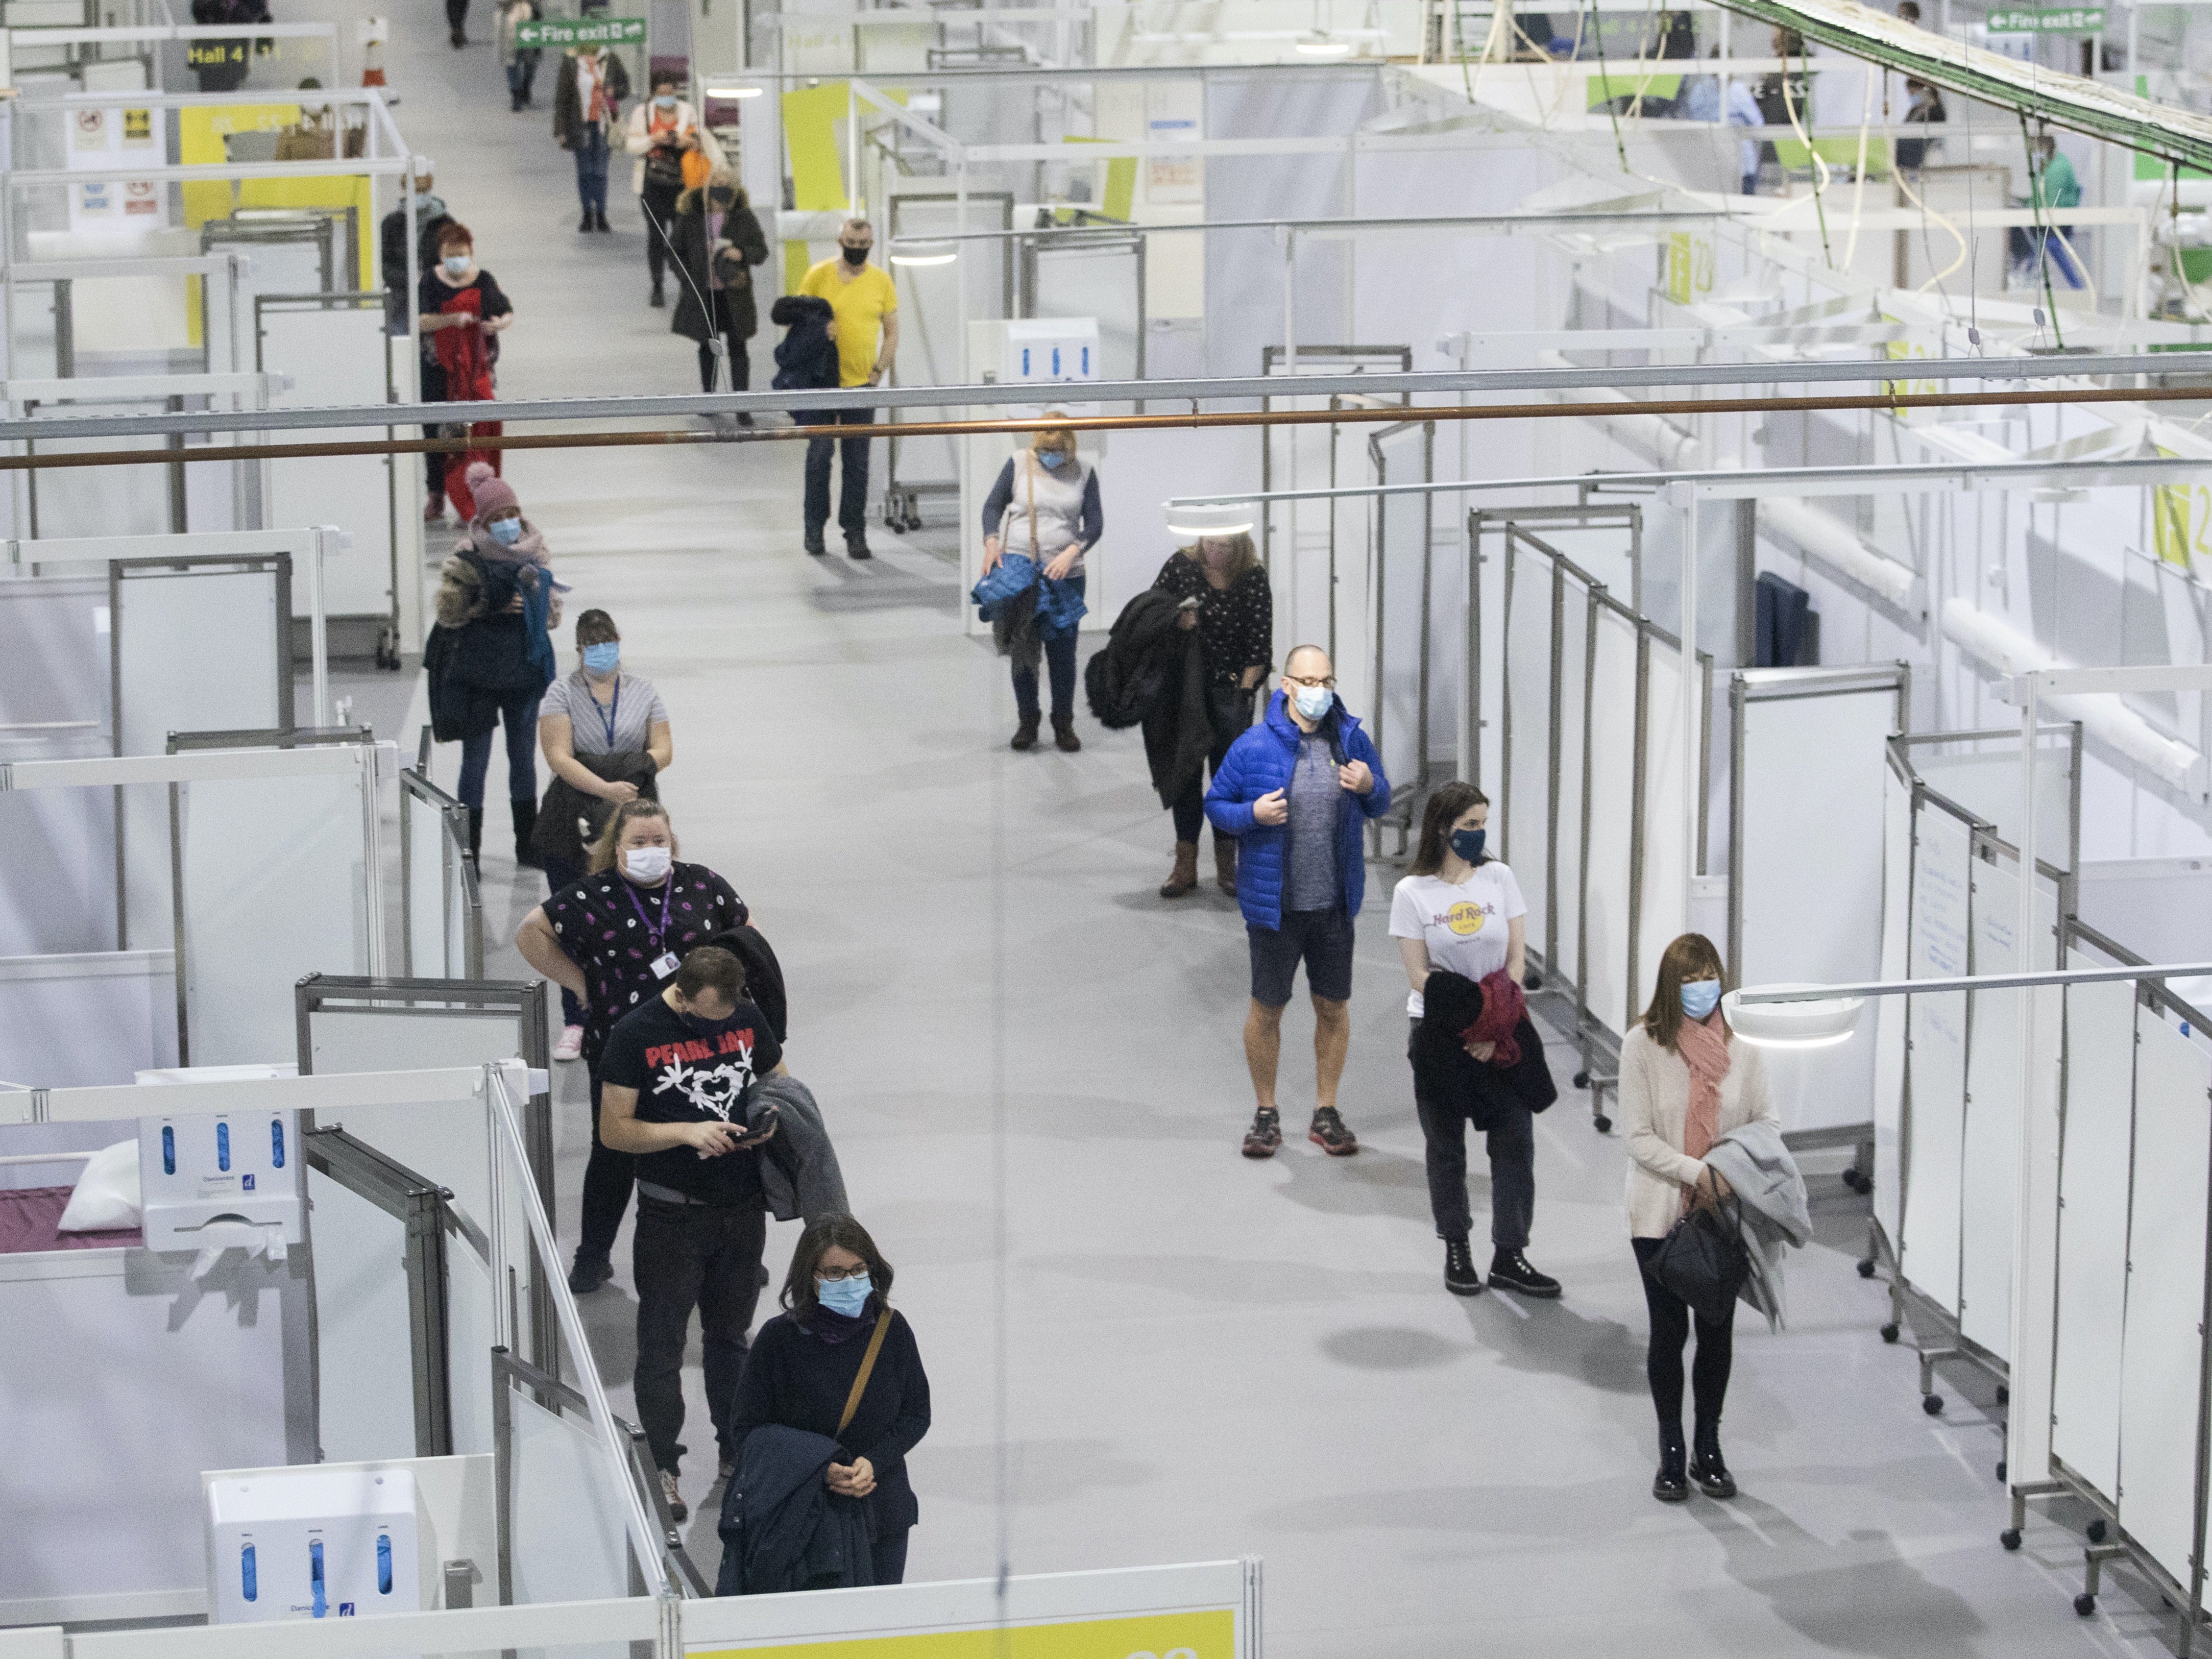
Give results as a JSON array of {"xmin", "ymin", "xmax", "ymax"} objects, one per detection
[
  {"xmin": 1728, "ymin": 663, "xmax": 1909, "ymax": 1149},
  {"xmin": 1482, "ymin": 520, "xmax": 1709, "ymax": 1126},
  {"xmin": 2030, "ymin": 917, "xmax": 2212, "ymax": 1654}
]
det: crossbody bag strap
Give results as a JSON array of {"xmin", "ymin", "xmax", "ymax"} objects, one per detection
[{"xmin": 837, "ymin": 1309, "xmax": 894, "ymax": 1438}]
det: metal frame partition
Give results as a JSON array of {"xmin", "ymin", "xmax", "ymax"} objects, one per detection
[
  {"xmin": 1367, "ymin": 416, "xmax": 1435, "ymax": 851},
  {"xmin": 399, "ymin": 767, "xmax": 483, "ymax": 981},
  {"xmin": 1478, "ymin": 518, "xmax": 1710, "ymax": 1131},
  {"xmin": 2027, "ymin": 916, "xmax": 2212, "ymax": 1646},
  {"xmin": 1882, "ymin": 727, "xmax": 2081, "ymax": 1417}
]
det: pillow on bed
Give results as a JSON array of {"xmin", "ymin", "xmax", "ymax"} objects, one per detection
[{"xmin": 57, "ymin": 1139, "xmax": 141, "ymax": 1232}]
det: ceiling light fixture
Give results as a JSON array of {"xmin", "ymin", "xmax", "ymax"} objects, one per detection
[
  {"xmin": 1295, "ymin": 33, "xmax": 1355, "ymax": 55},
  {"xmin": 1722, "ymin": 985, "xmax": 1864, "ymax": 1050},
  {"xmin": 1164, "ymin": 501, "xmax": 1256, "ymax": 538},
  {"xmin": 703, "ymin": 84, "xmax": 764, "ymax": 99},
  {"xmin": 888, "ymin": 240, "xmax": 958, "ymax": 267}
]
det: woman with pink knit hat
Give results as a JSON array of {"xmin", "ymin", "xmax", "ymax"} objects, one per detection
[{"xmin": 425, "ymin": 461, "xmax": 562, "ymax": 865}]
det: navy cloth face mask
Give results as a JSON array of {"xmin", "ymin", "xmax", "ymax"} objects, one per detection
[
  {"xmin": 1450, "ymin": 827, "xmax": 1486, "ymax": 864},
  {"xmin": 1681, "ymin": 981, "xmax": 1722, "ymax": 1020}
]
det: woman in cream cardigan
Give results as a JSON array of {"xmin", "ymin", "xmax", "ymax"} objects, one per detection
[{"xmin": 1620, "ymin": 932, "xmax": 1776, "ymax": 1505}]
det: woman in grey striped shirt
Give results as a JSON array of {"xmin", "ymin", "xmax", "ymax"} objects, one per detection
[{"xmin": 538, "ymin": 607, "xmax": 675, "ymax": 1058}]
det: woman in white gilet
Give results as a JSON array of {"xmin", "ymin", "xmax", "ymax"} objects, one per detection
[{"xmin": 981, "ymin": 427, "xmax": 1102, "ymax": 752}]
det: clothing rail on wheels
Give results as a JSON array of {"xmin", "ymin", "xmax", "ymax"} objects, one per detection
[{"xmin": 1470, "ymin": 516, "xmax": 1708, "ymax": 1133}]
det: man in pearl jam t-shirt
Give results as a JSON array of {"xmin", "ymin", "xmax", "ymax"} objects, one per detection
[{"xmin": 598, "ymin": 945, "xmax": 785, "ymax": 1520}]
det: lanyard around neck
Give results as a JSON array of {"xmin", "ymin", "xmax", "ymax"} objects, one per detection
[
  {"xmin": 623, "ymin": 869, "xmax": 673, "ymax": 944},
  {"xmin": 586, "ymin": 673, "xmax": 620, "ymax": 749}
]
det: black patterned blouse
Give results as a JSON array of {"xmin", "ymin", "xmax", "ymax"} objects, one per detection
[
  {"xmin": 542, "ymin": 862, "xmax": 747, "ymax": 1064},
  {"xmin": 1151, "ymin": 554, "xmax": 1274, "ymax": 688}
]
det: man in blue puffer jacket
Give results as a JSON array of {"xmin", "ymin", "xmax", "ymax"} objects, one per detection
[{"xmin": 1206, "ymin": 644, "xmax": 1391, "ymax": 1160}]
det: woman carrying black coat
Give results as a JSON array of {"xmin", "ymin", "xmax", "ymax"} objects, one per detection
[
  {"xmin": 727, "ymin": 1215, "xmax": 930, "ymax": 1588},
  {"xmin": 669, "ymin": 167, "xmax": 770, "ymax": 403}
]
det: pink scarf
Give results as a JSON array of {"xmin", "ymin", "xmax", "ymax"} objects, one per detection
[{"xmin": 1675, "ymin": 1012, "xmax": 1731, "ymax": 1208}]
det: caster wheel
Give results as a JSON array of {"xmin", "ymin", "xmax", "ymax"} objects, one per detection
[
  {"xmin": 1593, "ymin": 1115, "xmax": 1613, "ymax": 1134},
  {"xmin": 1924, "ymin": 1394, "xmax": 1945, "ymax": 1416},
  {"xmin": 1881, "ymin": 1323, "xmax": 1901, "ymax": 1344},
  {"xmin": 1996, "ymin": 1384, "xmax": 2010, "ymax": 1407},
  {"xmin": 2001, "ymin": 1528, "xmax": 2022, "ymax": 1551},
  {"xmin": 1997, "ymin": 1460, "xmax": 2007, "ymax": 1482},
  {"xmin": 1857, "ymin": 1258, "xmax": 1877, "ymax": 1279},
  {"xmin": 2074, "ymin": 1594, "xmax": 2096, "ymax": 1618},
  {"xmin": 1572, "ymin": 1070, "xmax": 1591, "ymax": 1089},
  {"xmin": 2086, "ymin": 1520, "xmax": 2107, "ymax": 1544}
]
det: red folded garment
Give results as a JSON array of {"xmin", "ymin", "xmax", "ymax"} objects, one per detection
[{"xmin": 1461, "ymin": 968, "xmax": 1526, "ymax": 1068}]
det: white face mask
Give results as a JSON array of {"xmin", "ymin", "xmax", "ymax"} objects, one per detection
[
  {"xmin": 622, "ymin": 845, "xmax": 672, "ymax": 883},
  {"xmin": 442, "ymin": 253, "xmax": 470, "ymax": 276}
]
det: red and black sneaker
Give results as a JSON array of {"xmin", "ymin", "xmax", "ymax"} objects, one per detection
[
  {"xmin": 1241, "ymin": 1108, "xmax": 1282, "ymax": 1159},
  {"xmin": 1308, "ymin": 1107, "xmax": 1359, "ymax": 1156}
]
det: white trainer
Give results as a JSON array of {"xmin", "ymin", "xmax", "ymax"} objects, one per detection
[{"xmin": 553, "ymin": 1024, "xmax": 584, "ymax": 1061}]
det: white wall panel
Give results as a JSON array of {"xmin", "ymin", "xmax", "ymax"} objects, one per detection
[
  {"xmin": 2050, "ymin": 972, "xmax": 2136, "ymax": 1499},
  {"xmin": 1585, "ymin": 607, "xmax": 1640, "ymax": 1035},
  {"xmin": 1873, "ymin": 764, "xmax": 1912, "ymax": 1243},
  {"xmin": 1903, "ymin": 807, "xmax": 1973, "ymax": 1315},
  {"xmin": 2117, "ymin": 1008, "xmax": 2212, "ymax": 1589}
]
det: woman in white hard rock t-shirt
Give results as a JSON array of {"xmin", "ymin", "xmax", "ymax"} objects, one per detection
[{"xmin": 1388, "ymin": 780, "xmax": 1559, "ymax": 1301}]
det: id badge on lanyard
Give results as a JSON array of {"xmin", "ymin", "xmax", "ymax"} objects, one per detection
[{"xmin": 626, "ymin": 876, "xmax": 680, "ymax": 980}]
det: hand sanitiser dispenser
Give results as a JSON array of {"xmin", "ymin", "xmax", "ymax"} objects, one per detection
[
  {"xmin": 208, "ymin": 1468, "xmax": 425, "ymax": 1623},
  {"xmin": 134, "ymin": 1065, "xmax": 304, "ymax": 1268}
]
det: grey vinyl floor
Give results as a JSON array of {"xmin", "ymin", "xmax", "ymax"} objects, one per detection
[{"xmin": 308, "ymin": 18, "xmax": 2189, "ymax": 1654}]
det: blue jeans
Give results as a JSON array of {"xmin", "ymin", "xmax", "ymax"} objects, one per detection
[
  {"xmin": 803, "ymin": 407, "xmax": 876, "ymax": 539},
  {"xmin": 573, "ymin": 128, "xmax": 610, "ymax": 214},
  {"xmin": 1012, "ymin": 572, "xmax": 1084, "ymax": 721},
  {"xmin": 455, "ymin": 690, "xmax": 541, "ymax": 809}
]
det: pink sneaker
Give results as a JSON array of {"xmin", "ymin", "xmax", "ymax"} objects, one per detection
[{"xmin": 553, "ymin": 1024, "xmax": 584, "ymax": 1061}]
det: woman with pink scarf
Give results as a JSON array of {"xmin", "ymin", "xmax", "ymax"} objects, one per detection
[{"xmin": 1620, "ymin": 932, "xmax": 1777, "ymax": 1505}]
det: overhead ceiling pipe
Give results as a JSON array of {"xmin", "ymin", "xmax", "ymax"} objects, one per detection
[{"xmin": 1940, "ymin": 597, "xmax": 2208, "ymax": 795}]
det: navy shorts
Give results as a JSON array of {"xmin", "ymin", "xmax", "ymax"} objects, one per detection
[{"xmin": 1248, "ymin": 907, "xmax": 1355, "ymax": 1008}]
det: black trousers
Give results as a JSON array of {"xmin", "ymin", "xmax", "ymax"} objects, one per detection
[
  {"xmin": 872, "ymin": 1527, "xmax": 910, "ymax": 1585},
  {"xmin": 1632, "ymin": 1235, "xmax": 1735, "ymax": 1438},
  {"xmin": 444, "ymin": 0, "xmax": 467, "ymax": 32},
  {"xmin": 1170, "ymin": 682, "xmax": 1257, "ymax": 841},
  {"xmin": 1410, "ymin": 1022, "xmax": 1535, "ymax": 1249},
  {"xmin": 639, "ymin": 181, "xmax": 682, "ymax": 286},
  {"xmin": 695, "ymin": 294, "xmax": 751, "ymax": 394},
  {"xmin": 579, "ymin": 1073, "xmax": 635, "ymax": 1264},
  {"xmin": 803, "ymin": 407, "xmax": 875, "ymax": 538},
  {"xmin": 633, "ymin": 1194, "xmax": 767, "ymax": 1473}
]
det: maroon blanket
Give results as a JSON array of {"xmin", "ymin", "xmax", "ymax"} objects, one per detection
[{"xmin": 0, "ymin": 1185, "xmax": 142, "ymax": 1253}]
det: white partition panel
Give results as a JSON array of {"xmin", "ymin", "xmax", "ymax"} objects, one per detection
[
  {"xmin": 1638, "ymin": 635, "xmax": 1690, "ymax": 1013},
  {"xmin": 259, "ymin": 299, "xmax": 396, "ymax": 622},
  {"xmin": 1873, "ymin": 762, "xmax": 1912, "ymax": 1243},
  {"xmin": 1550, "ymin": 580, "xmax": 1591, "ymax": 998},
  {"xmin": 1501, "ymin": 546, "xmax": 1554, "ymax": 966},
  {"xmin": 511, "ymin": 1394, "xmax": 630, "ymax": 1658},
  {"xmin": 1585, "ymin": 606, "xmax": 1641, "ymax": 1036},
  {"xmin": 1732, "ymin": 669, "xmax": 1904, "ymax": 1135},
  {"xmin": 2117, "ymin": 1007, "xmax": 2212, "ymax": 1590},
  {"xmin": 0, "ymin": 576, "xmax": 114, "ymax": 956},
  {"xmin": 1902, "ymin": 807, "xmax": 1973, "ymax": 1315},
  {"xmin": 177, "ymin": 757, "xmax": 378, "ymax": 1066},
  {"xmin": 1370, "ymin": 421, "xmax": 1433, "ymax": 796},
  {"xmin": 1958, "ymin": 860, "xmax": 2060, "ymax": 1359},
  {"xmin": 0, "ymin": 951, "xmax": 176, "ymax": 1086},
  {"xmin": 114, "ymin": 564, "xmax": 287, "ymax": 755},
  {"xmin": 307, "ymin": 1166, "xmax": 418, "ymax": 1464},
  {"xmin": 307, "ymin": 1006, "xmax": 542, "ymax": 1457},
  {"xmin": 2050, "ymin": 971, "xmax": 2138, "ymax": 1499}
]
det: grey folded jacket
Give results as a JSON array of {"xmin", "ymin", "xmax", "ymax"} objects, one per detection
[
  {"xmin": 1704, "ymin": 1120, "xmax": 1812, "ymax": 1332},
  {"xmin": 744, "ymin": 1073, "xmax": 849, "ymax": 1224}
]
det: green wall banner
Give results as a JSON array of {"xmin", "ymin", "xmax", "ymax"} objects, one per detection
[{"xmin": 1985, "ymin": 6, "xmax": 2103, "ymax": 32}]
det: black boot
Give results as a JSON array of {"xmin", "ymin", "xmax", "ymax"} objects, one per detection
[
  {"xmin": 579, "ymin": 208, "xmax": 594, "ymax": 233},
  {"xmin": 649, "ymin": 281, "xmax": 666, "ymax": 308},
  {"xmin": 511, "ymin": 798, "xmax": 542, "ymax": 868},
  {"xmin": 1653, "ymin": 1429, "xmax": 1690, "ymax": 1504},
  {"xmin": 1489, "ymin": 1247, "xmax": 1562, "ymax": 1299},
  {"xmin": 1690, "ymin": 1418, "xmax": 1737, "ymax": 1498},
  {"xmin": 1443, "ymin": 1237, "xmax": 1484, "ymax": 1297},
  {"xmin": 466, "ymin": 806, "xmax": 483, "ymax": 866},
  {"xmin": 1010, "ymin": 712, "xmax": 1040, "ymax": 751}
]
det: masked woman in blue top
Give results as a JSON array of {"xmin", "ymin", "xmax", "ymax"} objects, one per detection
[{"xmin": 980, "ymin": 426, "xmax": 1102, "ymax": 753}]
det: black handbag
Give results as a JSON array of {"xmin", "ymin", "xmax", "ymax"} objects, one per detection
[{"xmin": 1643, "ymin": 1192, "xmax": 1749, "ymax": 1325}]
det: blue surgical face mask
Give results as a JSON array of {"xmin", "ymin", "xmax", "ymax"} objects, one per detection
[
  {"xmin": 581, "ymin": 641, "xmax": 620, "ymax": 675},
  {"xmin": 654, "ymin": 92, "xmax": 677, "ymax": 108},
  {"xmin": 1450, "ymin": 827, "xmax": 1486, "ymax": 864},
  {"xmin": 817, "ymin": 1272, "xmax": 871, "ymax": 1318},
  {"xmin": 1037, "ymin": 449, "xmax": 1066, "ymax": 469},
  {"xmin": 1291, "ymin": 683, "xmax": 1333, "ymax": 722},
  {"xmin": 485, "ymin": 515, "xmax": 523, "ymax": 547},
  {"xmin": 1681, "ymin": 980, "xmax": 1722, "ymax": 1021},
  {"xmin": 443, "ymin": 253, "xmax": 470, "ymax": 276}
]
